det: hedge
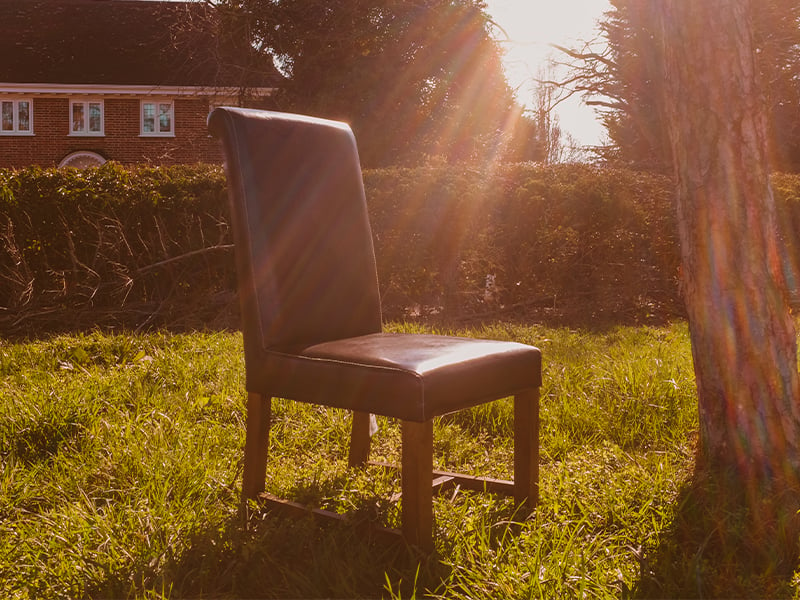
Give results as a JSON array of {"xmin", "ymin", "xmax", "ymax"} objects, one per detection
[
  {"xmin": 3, "ymin": 161, "xmax": 795, "ymax": 336},
  {"xmin": 0, "ymin": 164, "xmax": 233, "ymax": 335},
  {"xmin": 366, "ymin": 162, "xmax": 678, "ymax": 320}
]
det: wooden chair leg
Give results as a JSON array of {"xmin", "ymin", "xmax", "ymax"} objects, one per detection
[
  {"xmin": 514, "ymin": 388, "xmax": 540, "ymax": 510},
  {"xmin": 242, "ymin": 392, "xmax": 272, "ymax": 501},
  {"xmin": 348, "ymin": 410, "xmax": 373, "ymax": 468},
  {"xmin": 401, "ymin": 419, "xmax": 434, "ymax": 552}
]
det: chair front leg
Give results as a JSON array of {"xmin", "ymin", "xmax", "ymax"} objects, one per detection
[
  {"xmin": 514, "ymin": 388, "xmax": 540, "ymax": 511},
  {"xmin": 401, "ymin": 419, "xmax": 434, "ymax": 552},
  {"xmin": 242, "ymin": 392, "xmax": 272, "ymax": 502},
  {"xmin": 348, "ymin": 410, "xmax": 373, "ymax": 468}
]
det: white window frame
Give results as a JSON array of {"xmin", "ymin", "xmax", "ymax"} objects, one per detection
[
  {"xmin": 140, "ymin": 99, "xmax": 175, "ymax": 137},
  {"xmin": 69, "ymin": 98, "xmax": 104, "ymax": 136},
  {"xmin": 0, "ymin": 98, "xmax": 33, "ymax": 135},
  {"xmin": 58, "ymin": 151, "xmax": 107, "ymax": 169}
]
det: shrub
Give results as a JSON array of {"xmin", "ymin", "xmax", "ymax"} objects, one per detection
[
  {"xmin": 0, "ymin": 163, "xmax": 233, "ymax": 334},
  {"xmin": 6, "ymin": 161, "xmax": 799, "ymax": 335},
  {"xmin": 771, "ymin": 172, "xmax": 800, "ymax": 295},
  {"xmin": 366, "ymin": 162, "xmax": 679, "ymax": 321}
]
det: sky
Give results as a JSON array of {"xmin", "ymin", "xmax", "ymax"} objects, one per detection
[{"xmin": 483, "ymin": 0, "xmax": 612, "ymax": 147}]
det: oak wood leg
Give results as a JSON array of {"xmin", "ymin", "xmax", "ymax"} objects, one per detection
[
  {"xmin": 242, "ymin": 392, "xmax": 272, "ymax": 501},
  {"xmin": 401, "ymin": 420, "xmax": 434, "ymax": 552},
  {"xmin": 514, "ymin": 388, "xmax": 539, "ymax": 510},
  {"xmin": 348, "ymin": 411, "xmax": 373, "ymax": 468}
]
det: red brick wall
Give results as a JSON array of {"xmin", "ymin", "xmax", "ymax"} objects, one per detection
[{"xmin": 0, "ymin": 96, "xmax": 225, "ymax": 168}]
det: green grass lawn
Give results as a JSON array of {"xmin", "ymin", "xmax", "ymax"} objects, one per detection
[{"xmin": 1, "ymin": 322, "xmax": 795, "ymax": 598}]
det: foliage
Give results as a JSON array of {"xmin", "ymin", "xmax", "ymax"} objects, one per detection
[
  {"xmin": 0, "ymin": 322, "xmax": 716, "ymax": 598},
  {"xmin": 366, "ymin": 162, "xmax": 679, "ymax": 320},
  {"xmin": 770, "ymin": 172, "xmax": 800, "ymax": 297},
  {"xmin": 559, "ymin": 0, "xmax": 800, "ymax": 171},
  {"xmin": 0, "ymin": 163, "xmax": 233, "ymax": 335},
  {"xmin": 6, "ymin": 163, "xmax": 800, "ymax": 336},
  {"xmin": 213, "ymin": 0, "xmax": 543, "ymax": 166}
]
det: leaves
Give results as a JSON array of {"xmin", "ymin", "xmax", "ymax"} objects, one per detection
[
  {"xmin": 557, "ymin": 0, "xmax": 800, "ymax": 171},
  {"xmin": 215, "ymin": 0, "xmax": 540, "ymax": 166}
]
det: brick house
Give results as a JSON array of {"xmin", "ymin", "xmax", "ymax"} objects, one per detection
[{"xmin": 0, "ymin": 0, "xmax": 282, "ymax": 168}]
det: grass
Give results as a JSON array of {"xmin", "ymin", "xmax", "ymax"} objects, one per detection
[{"xmin": 0, "ymin": 321, "xmax": 794, "ymax": 598}]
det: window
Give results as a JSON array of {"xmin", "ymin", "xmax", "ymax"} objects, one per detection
[
  {"xmin": 70, "ymin": 99, "xmax": 104, "ymax": 135},
  {"xmin": 59, "ymin": 151, "xmax": 106, "ymax": 169},
  {"xmin": 141, "ymin": 100, "xmax": 174, "ymax": 136},
  {"xmin": 1, "ymin": 98, "xmax": 32, "ymax": 134}
]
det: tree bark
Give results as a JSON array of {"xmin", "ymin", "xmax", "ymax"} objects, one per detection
[{"xmin": 649, "ymin": 0, "xmax": 800, "ymax": 560}]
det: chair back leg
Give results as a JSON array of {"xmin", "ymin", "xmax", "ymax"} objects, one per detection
[
  {"xmin": 401, "ymin": 420, "xmax": 434, "ymax": 552},
  {"xmin": 242, "ymin": 392, "xmax": 272, "ymax": 501},
  {"xmin": 514, "ymin": 388, "xmax": 540, "ymax": 510},
  {"xmin": 348, "ymin": 410, "xmax": 373, "ymax": 467}
]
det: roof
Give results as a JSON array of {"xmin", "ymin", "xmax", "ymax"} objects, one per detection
[{"xmin": 0, "ymin": 0, "xmax": 283, "ymax": 89}]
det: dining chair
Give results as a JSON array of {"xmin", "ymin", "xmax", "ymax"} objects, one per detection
[{"xmin": 208, "ymin": 107, "xmax": 542, "ymax": 551}]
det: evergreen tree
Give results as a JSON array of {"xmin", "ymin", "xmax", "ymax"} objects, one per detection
[
  {"xmin": 561, "ymin": 0, "xmax": 800, "ymax": 171},
  {"xmin": 214, "ymin": 0, "xmax": 543, "ymax": 166}
]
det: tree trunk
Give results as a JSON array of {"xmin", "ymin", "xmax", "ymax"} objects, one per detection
[{"xmin": 650, "ymin": 0, "xmax": 800, "ymax": 561}]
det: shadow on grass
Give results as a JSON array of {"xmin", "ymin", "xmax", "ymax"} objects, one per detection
[
  {"xmin": 86, "ymin": 504, "xmax": 446, "ymax": 599},
  {"xmin": 166, "ymin": 466, "xmax": 450, "ymax": 598},
  {"xmin": 164, "ymin": 511, "xmax": 443, "ymax": 598},
  {"xmin": 633, "ymin": 472, "xmax": 799, "ymax": 599},
  {"xmin": 86, "ymin": 464, "xmax": 451, "ymax": 599}
]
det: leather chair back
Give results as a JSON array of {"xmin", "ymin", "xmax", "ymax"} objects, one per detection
[{"xmin": 208, "ymin": 108, "xmax": 383, "ymax": 357}]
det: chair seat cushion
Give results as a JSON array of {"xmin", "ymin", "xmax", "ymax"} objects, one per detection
[{"xmin": 246, "ymin": 333, "xmax": 541, "ymax": 422}]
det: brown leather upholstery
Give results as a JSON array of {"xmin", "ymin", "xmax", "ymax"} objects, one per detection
[
  {"xmin": 253, "ymin": 333, "xmax": 539, "ymax": 422},
  {"xmin": 208, "ymin": 107, "xmax": 541, "ymax": 549},
  {"xmin": 207, "ymin": 109, "xmax": 382, "ymax": 358}
]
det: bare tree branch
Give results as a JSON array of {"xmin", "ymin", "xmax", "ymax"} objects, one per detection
[{"xmin": 136, "ymin": 245, "xmax": 235, "ymax": 275}]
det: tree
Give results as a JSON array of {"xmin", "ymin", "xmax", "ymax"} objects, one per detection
[
  {"xmin": 755, "ymin": 0, "xmax": 800, "ymax": 171},
  {"xmin": 551, "ymin": 2, "xmax": 671, "ymax": 170},
  {"xmin": 213, "ymin": 0, "xmax": 543, "ymax": 166},
  {"xmin": 529, "ymin": 66, "xmax": 584, "ymax": 165},
  {"xmin": 648, "ymin": 0, "xmax": 800, "ymax": 566},
  {"xmin": 559, "ymin": 0, "xmax": 800, "ymax": 172}
]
